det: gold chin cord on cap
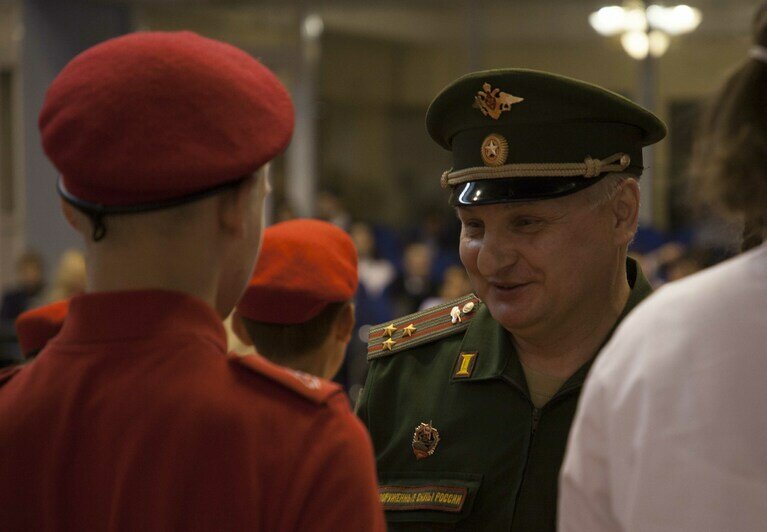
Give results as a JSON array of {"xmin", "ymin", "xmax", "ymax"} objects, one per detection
[
  {"xmin": 749, "ymin": 45, "xmax": 767, "ymax": 65},
  {"xmin": 440, "ymin": 152, "xmax": 631, "ymax": 189}
]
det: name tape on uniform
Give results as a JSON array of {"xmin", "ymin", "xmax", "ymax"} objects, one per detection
[{"xmin": 379, "ymin": 485, "xmax": 467, "ymax": 513}]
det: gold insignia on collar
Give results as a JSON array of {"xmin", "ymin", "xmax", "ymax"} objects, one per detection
[
  {"xmin": 402, "ymin": 323, "xmax": 417, "ymax": 337},
  {"xmin": 382, "ymin": 338, "xmax": 397, "ymax": 351},
  {"xmin": 412, "ymin": 421, "xmax": 440, "ymax": 460},
  {"xmin": 383, "ymin": 324, "xmax": 398, "ymax": 337},
  {"xmin": 473, "ymin": 82, "xmax": 524, "ymax": 120},
  {"xmin": 453, "ymin": 352, "xmax": 478, "ymax": 379},
  {"xmin": 481, "ymin": 134, "xmax": 509, "ymax": 167}
]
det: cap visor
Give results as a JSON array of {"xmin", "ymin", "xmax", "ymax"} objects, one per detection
[{"xmin": 449, "ymin": 176, "xmax": 605, "ymax": 206}]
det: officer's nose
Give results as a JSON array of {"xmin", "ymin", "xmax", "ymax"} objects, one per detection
[{"xmin": 475, "ymin": 229, "xmax": 519, "ymax": 278}]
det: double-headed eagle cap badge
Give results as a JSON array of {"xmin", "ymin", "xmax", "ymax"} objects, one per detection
[
  {"xmin": 473, "ymin": 82, "xmax": 522, "ymax": 167},
  {"xmin": 472, "ymin": 82, "xmax": 523, "ymax": 120}
]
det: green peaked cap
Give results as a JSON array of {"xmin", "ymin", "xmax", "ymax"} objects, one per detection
[{"xmin": 426, "ymin": 69, "xmax": 667, "ymax": 206}]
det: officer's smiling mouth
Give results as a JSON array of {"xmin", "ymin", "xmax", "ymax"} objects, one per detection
[{"xmin": 489, "ymin": 281, "xmax": 533, "ymax": 293}]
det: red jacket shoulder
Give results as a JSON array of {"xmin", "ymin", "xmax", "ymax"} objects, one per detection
[{"xmin": 229, "ymin": 354, "xmax": 343, "ymax": 406}]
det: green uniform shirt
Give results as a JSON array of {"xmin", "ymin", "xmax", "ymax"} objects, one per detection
[{"xmin": 358, "ymin": 259, "xmax": 651, "ymax": 531}]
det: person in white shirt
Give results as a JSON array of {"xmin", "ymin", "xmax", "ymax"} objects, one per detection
[{"xmin": 558, "ymin": 4, "xmax": 767, "ymax": 531}]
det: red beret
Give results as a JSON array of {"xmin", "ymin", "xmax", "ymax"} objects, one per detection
[
  {"xmin": 236, "ymin": 219, "xmax": 358, "ymax": 324},
  {"xmin": 39, "ymin": 31, "xmax": 294, "ymax": 208},
  {"xmin": 15, "ymin": 300, "xmax": 70, "ymax": 358}
]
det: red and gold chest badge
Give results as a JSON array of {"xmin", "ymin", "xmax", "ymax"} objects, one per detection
[
  {"xmin": 412, "ymin": 421, "xmax": 440, "ymax": 460},
  {"xmin": 473, "ymin": 82, "xmax": 524, "ymax": 120}
]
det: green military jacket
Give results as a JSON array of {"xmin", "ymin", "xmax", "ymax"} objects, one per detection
[{"xmin": 357, "ymin": 259, "xmax": 651, "ymax": 531}]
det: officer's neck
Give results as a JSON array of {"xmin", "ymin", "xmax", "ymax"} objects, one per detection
[{"xmin": 512, "ymin": 262, "xmax": 631, "ymax": 381}]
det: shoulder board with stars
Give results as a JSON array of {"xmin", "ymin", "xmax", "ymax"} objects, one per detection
[{"xmin": 367, "ymin": 293, "xmax": 482, "ymax": 360}]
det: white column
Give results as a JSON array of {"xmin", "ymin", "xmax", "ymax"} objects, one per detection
[{"xmin": 285, "ymin": 12, "xmax": 322, "ymax": 218}]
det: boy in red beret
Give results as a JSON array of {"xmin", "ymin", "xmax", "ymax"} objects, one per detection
[
  {"xmin": 14, "ymin": 300, "xmax": 69, "ymax": 359},
  {"xmin": 233, "ymin": 219, "xmax": 357, "ymax": 380},
  {"xmin": 0, "ymin": 32, "xmax": 384, "ymax": 532}
]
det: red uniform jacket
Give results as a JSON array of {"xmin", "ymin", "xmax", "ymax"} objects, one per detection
[{"xmin": 0, "ymin": 290, "xmax": 385, "ymax": 532}]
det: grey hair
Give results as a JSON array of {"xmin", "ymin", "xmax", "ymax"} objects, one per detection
[{"xmin": 583, "ymin": 172, "xmax": 637, "ymax": 209}]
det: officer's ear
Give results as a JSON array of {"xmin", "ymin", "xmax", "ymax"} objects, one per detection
[{"xmin": 611, "ymin": 178, "xmax": 640, "ymax": 246}]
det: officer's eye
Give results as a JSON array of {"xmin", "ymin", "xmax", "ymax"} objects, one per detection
[
  {"xmin": 513, "ymin": 217, "xmax": 543, "ymax": 231},
  {"xmin": 461, "ymin": 219, "xmax": 484, "ymax": 236}
]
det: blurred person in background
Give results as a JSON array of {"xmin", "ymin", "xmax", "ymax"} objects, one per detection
[
  {"xmin": 0, "ymin": 251, "xmax": 46, "ymax": 365},
  {"xmin": 0, "ymin": 251, "xmax": 46, "ymax": 322},
  {"xmin": 389, "ymin": 241, "xmax": 437, "ymax": 315},
  {"xmin": 419, "ymin": 264, "xmax": 473, "ymax": 310},
  {"xmin": 44, "ymin": 248, "xmax": 86, "ymax": 304},
  {"xmin": 405, "ymin": 208, "xmax": 462, "ymax": 281},
  {"xmin": 316, "ymin": 187, "xmax": 351, "ymax": 231},
  {"xmin": 662, "ymin": 246, "xmax": 710, "ymax": 282},
  {"xmin": 358, "ymin": 69, "xmax": 665, "ymax": 531},
  {"xmin": 232, "ymin": 219, "xmax": 357, "ymax": 381},
  {"xmin": 352, "ymin": 222, "xmax": 396, "ymax": 302},
  {"xmin": 0, "ymin": 31, "xmax": 384, "ymax": 532},
  {"xmin": 560, "ymin": 5, "xmax": 767, "ymax": 530}
]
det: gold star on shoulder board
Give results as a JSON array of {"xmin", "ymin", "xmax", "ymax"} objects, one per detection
[
  {"xmin": 383, "ymin": 324, "xmax": 398, "ymax": 337},
  {"xmin": 382, "ymin": 338, "xmax": 397, "ymax": 351},
  {"xmin": 402, "ymin": 324, "xmax": 417, "ymax": 337}
]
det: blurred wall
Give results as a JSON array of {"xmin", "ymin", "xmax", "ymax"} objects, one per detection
[{"xmin": 19, "ymin": 0, "xmax": 131, "ymax": 282}]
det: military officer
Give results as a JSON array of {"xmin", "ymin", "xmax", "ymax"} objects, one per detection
[
  {"xmin": 0, "ymin": 32, "xmax": 385, "ymax": 531},
  {"xmin": 357, "ymin": 69, "xmax": 665, "ymax": 531}
]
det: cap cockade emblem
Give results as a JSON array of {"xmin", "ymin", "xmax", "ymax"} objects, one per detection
[
  {"xmin": 412, "ymin": 421, "xmax": 441, "ymax": 460},
  {"xmin": 481, "ymin": 134, "xmax": 509, "ymax": 167},
  {"xmin": 473, "ymin": 82, "xmax": 524, "ymax": 120}
]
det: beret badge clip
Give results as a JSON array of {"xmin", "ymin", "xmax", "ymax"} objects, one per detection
[{"xmin": 473, "ymin": 82, "xmax": 524, "ymax": 120}]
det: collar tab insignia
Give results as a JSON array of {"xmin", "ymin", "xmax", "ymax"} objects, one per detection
[
  {"xmin": 412, "ymin": 421, "xmax": 440, "ymax": 460},
  {"xmin": 453, "ymin": 352, "xmax": 478, "ymax": 379},
  {"xmin": 473, "ymin": 82, "xmax": 524, "ymax": 120}
]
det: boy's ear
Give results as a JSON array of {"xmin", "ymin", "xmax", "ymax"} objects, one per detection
[
  {"xmin": 61, "ymin": 199, "xmax": 86, "ymax": 233},
  {"xmin": 333, "ymin": 302, "xmax": 356, "ymax": 344},
  {"xmin": 218, "ymin": 175, "xmax": 257, "ymax": 238}
]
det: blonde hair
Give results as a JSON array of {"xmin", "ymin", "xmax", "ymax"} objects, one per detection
[{"xmin": 45, "ymin": 249, "xmax": 86, "ymax": 303}]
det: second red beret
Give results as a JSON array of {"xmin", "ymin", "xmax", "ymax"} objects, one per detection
[
  {"xmin": 15, "ymin": 300, "xmax": 70, "ymax": 358},
  {"xmin": 237, "ymin": 219, "xmax": 358, "ymax": 324}
]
